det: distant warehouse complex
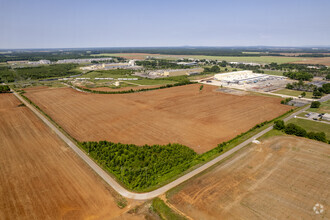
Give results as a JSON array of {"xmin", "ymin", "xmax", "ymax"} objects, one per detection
[
  {"xmin": 214, "ymin": 70, "xmax": 285, "ymax": 85},
  {"xmin": 149, "ymin": 68, "xmax": 203, "ymax": 77}
]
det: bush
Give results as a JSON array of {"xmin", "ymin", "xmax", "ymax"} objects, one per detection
[
  {"xmin": 284, "ymin": 123, "xmax": 307, "ymax": 137},
  {"xmin": 313, "ymin": 89, "xmax": 323, "ymax": 98},
  {"xmin": 281, "ymin": 97, "xmax": 293, "ymax": 105},
  {"xmin": 310, "ymin": 101, "xmax": 321, "ymax": 108},
  {"xmin": 307, "ymin": 132, "xmax": 327, "ymax": 143},
  {"xmin": 0, "ymin": 85, "xmax": 10, "ymax": 93},
  {"xmin": 274, "ymin": 120, "xmax": 285, "ymax": 130}
]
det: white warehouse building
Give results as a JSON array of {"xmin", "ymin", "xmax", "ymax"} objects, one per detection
[{"xmin": 214, "ymin": 70, "xmax": 285, "ymax": 85}]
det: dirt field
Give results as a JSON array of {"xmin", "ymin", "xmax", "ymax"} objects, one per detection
[
  {"xmin": 290, "ymin": 57, "xmax": 330, "ymax": 66},
  {"xmin": 168, "ymin": 136, "xmax": 330, "ymax": 219},
  {"xmin": 24, "ymin": 84, "xmax": 292, "ymax": 153},
  {"xmin": 0, "ymin": 93, "xmax": 143, "ymax": 219}
]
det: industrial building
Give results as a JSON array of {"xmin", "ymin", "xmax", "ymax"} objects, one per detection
[
  {"xmin": 149, "ymin": 68, "xmax": 203, "ymax": 77},
  {"xmin": 80, "ymin": 60, "xmax": 141, "ymax": 71},
  {"xmin": 214, "ymin": 70, "xmax": 285, "ymax": 85}
]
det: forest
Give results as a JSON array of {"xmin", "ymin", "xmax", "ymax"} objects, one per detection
[
  {"xmin": 80, "ymin": 141, "xmax": 197, "ymax": 190},
  {"xmin": 283, "ymin": 71, "xmax": 314, "ymax": 81},
  {"xmin": 0, "ymin": 64, "xmax": 79, "ymax": 82},
  {"xmin": 136, "ymin": 59, "xmax": 191, "ymax": 69}
]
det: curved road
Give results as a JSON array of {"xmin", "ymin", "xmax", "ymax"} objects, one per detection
[{"xmin": 13, "ymin": 91, "xmax": 310, "ymax": 200}]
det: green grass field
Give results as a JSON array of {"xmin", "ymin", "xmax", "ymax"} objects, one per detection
[
  {"xmin": 190, "ymin": 55, "xmax": 303, "ymax": 64},
  {"xmin": 134, "ymin": 78, "xmax": 176, "ymax": 85},
  {"xmin": 262, "ymin": 70, "xmax": 284, "ymax": 76},
  {"xmin": 79, "ymin": 71, "xmax": 134, "ymax": 79},
  {"xmin": 287, "ymin": 118, "xmax": 330, "ymax": 139},
  {"xmin": 307, "ymin": 100, "xmax": 330, "ymax": 114},
  {"xmin": 92, "ymin": 53, "xmax": 303, "ymax": 64},
  {"xmin": 273, "ymin": 89, "xmax": 314, "ymax": 98}
]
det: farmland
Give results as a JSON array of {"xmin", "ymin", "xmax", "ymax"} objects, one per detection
[
  {"xmin": 94, "ymin": 53, "xmax": 305, "ymax": 64},
  {"xmin": 167, "ymin": 136, "xmax": 330, "ymax": 219},
  {"xmin": 290, "ymin": 57, "xmax": 330, "ymax": 66},
  {"xmin": 24, "ymin": 84, "xmax": 291, "ymax": 154},
  {"xmin": 0, "ymin": 93, "xmax": 135, "ymax": 219}
]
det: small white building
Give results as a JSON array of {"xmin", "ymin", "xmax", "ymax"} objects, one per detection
[{"xmin": 322, "ymin": 113, "xmax": 330, "ymax": 121}]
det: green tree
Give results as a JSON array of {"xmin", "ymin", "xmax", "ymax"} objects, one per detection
[
  {"xmin": 274, "ymin": 120, "xmax": 285, "ymax": 130},
  {"xmin": 313, "ymin": 89, "xmax": 322, "ymax": 98},
  {"xmin": 310, "ymin": 101, "xmax": 321, "ymax": 108},
  {"xmin": 301, "ymin": 92, "xmax": 306, "ymax": 97}
]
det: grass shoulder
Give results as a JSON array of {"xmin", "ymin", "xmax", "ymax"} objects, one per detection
[{"xmin": 151, "ymin": 198, "xmax": 186, "ymax": 220}]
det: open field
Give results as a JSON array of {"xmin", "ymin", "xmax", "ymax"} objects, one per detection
[
  {"xmin": 91, "ymin": 53, "xmax": 177, "ymax": 60},
  {"xmin": 94, "ymin": 53, "xmax": 305, "ymax": 64},
  {"xmin": 308, "ymin": 100, "xmax": 330, "ymax": 113},
  {"xmin": 287, "ymin": 117, "xmax": 330, "ymax": 139},
  {"xmin": 273, "ymin": 88, "xmax": 314, "ymax": 98},
  {"xmin": 95, "ymin": 52, "xmax": 330, "ymax": 66},
  {"xmin": 290, "ymin": 57, "xmax": 330, "ymax": 66},
  {"xmin": 24, "ymin": 84, "xmax": 291, "ymax": 153},
  {"xmin": 168, "ymin": 136, "xmax": 330, "ymax": 219},
  {"xmin": 261, "ymin": 69, "xmax": 284, "ymax": 76},
  {"xmin": 0, "ymin": 93, "xmax": 139, "ymax": 219}
]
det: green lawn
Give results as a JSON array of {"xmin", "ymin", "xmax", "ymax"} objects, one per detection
[
  {"xmin": 133, "ymin": 78, "xmax": 176, "ymax": 85},
  {"xmin": 273, "ymin": 89, "xmax": 314, "ymax": 98},
  {"xmin": 262, "ymin": 70, "xmax": 284, "ymax": 76},
  {"xmin": 307, "ymin": 100, "xmax": 330, "ymax": 114},
  {"xmin": 287, "ymin": 118, "xmax": 330, "ymax": 139}
]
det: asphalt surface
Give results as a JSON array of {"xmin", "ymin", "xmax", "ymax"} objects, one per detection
[{"xmin": 13, "ymin": 90, "xmax": 311, "ymax": 200}]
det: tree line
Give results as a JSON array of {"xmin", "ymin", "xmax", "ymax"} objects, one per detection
[
  {"xmin": 274, "ymin": 120, "xmax": 328, "ymax": 143},
  {"xmin": 0, "ymin": 64, "xmax": 80, "ymax": 82},
  {"xmin": 74, "ymin": 80, "xmax": 195, "ymax": 94},
  {"xmin": 136, "ymin": 60, "xmax": 191, "ymax": 70}
]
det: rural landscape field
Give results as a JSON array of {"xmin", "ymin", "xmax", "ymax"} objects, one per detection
[
  {"xmin": 23, "ymin": 84, "xmax": 292, "ymax": 153},
  {"xmin": 0, "ymin": 94, "xmax": 138, "ymax": 219},
  {"xmin": 1, "ymin": 0, "xmax": 330, "ymax": 219},
  {"xmin": 168, "ymin": 135, "xmax": 330, "ymax": 219}
]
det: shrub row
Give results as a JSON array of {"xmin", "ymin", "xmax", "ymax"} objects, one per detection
[
  {"xmin": 274, "ymin": 120, "xmax": 328, "ymax": 143},
  {"xmin": 73, "ymin": 80, "xmax": 195, "ymax": 94}
]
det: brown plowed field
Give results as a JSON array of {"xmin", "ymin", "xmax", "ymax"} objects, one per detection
[
  {"xmin": 168, "ymin": 136, "xmax": 330, "ymax": 219},
  {"xmin": 24, "ymin": 84, "xmax": 292, "ymax": 153},
  {"xmin": 0, "ymin": 93, "xmax": 140, "ymax": 219}
]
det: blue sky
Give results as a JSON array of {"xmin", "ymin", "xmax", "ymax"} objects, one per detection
[{"xmin": 0, "ymin": 0, "xmax": 329, "ymax": 48}]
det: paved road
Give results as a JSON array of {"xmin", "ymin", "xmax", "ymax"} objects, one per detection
[
  {"xmin": 295, "ymin": 116, "xmax": 330, "ymax": 125},
  {"xmin": 13, "ymin": 90, "xmax": 310, "ymax": 200}
]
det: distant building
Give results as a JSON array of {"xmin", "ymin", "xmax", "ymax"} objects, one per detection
[
  {"xmin": 214, "ymin": 70, "xmax": 285, "ymax": 84},
  {"xmin": 150, "ymin": 68, "xmax": 203, "ymax": 77},
  {"xmin": 322, "ymin": 113, "xmax": 330, "ymax": 121}
]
